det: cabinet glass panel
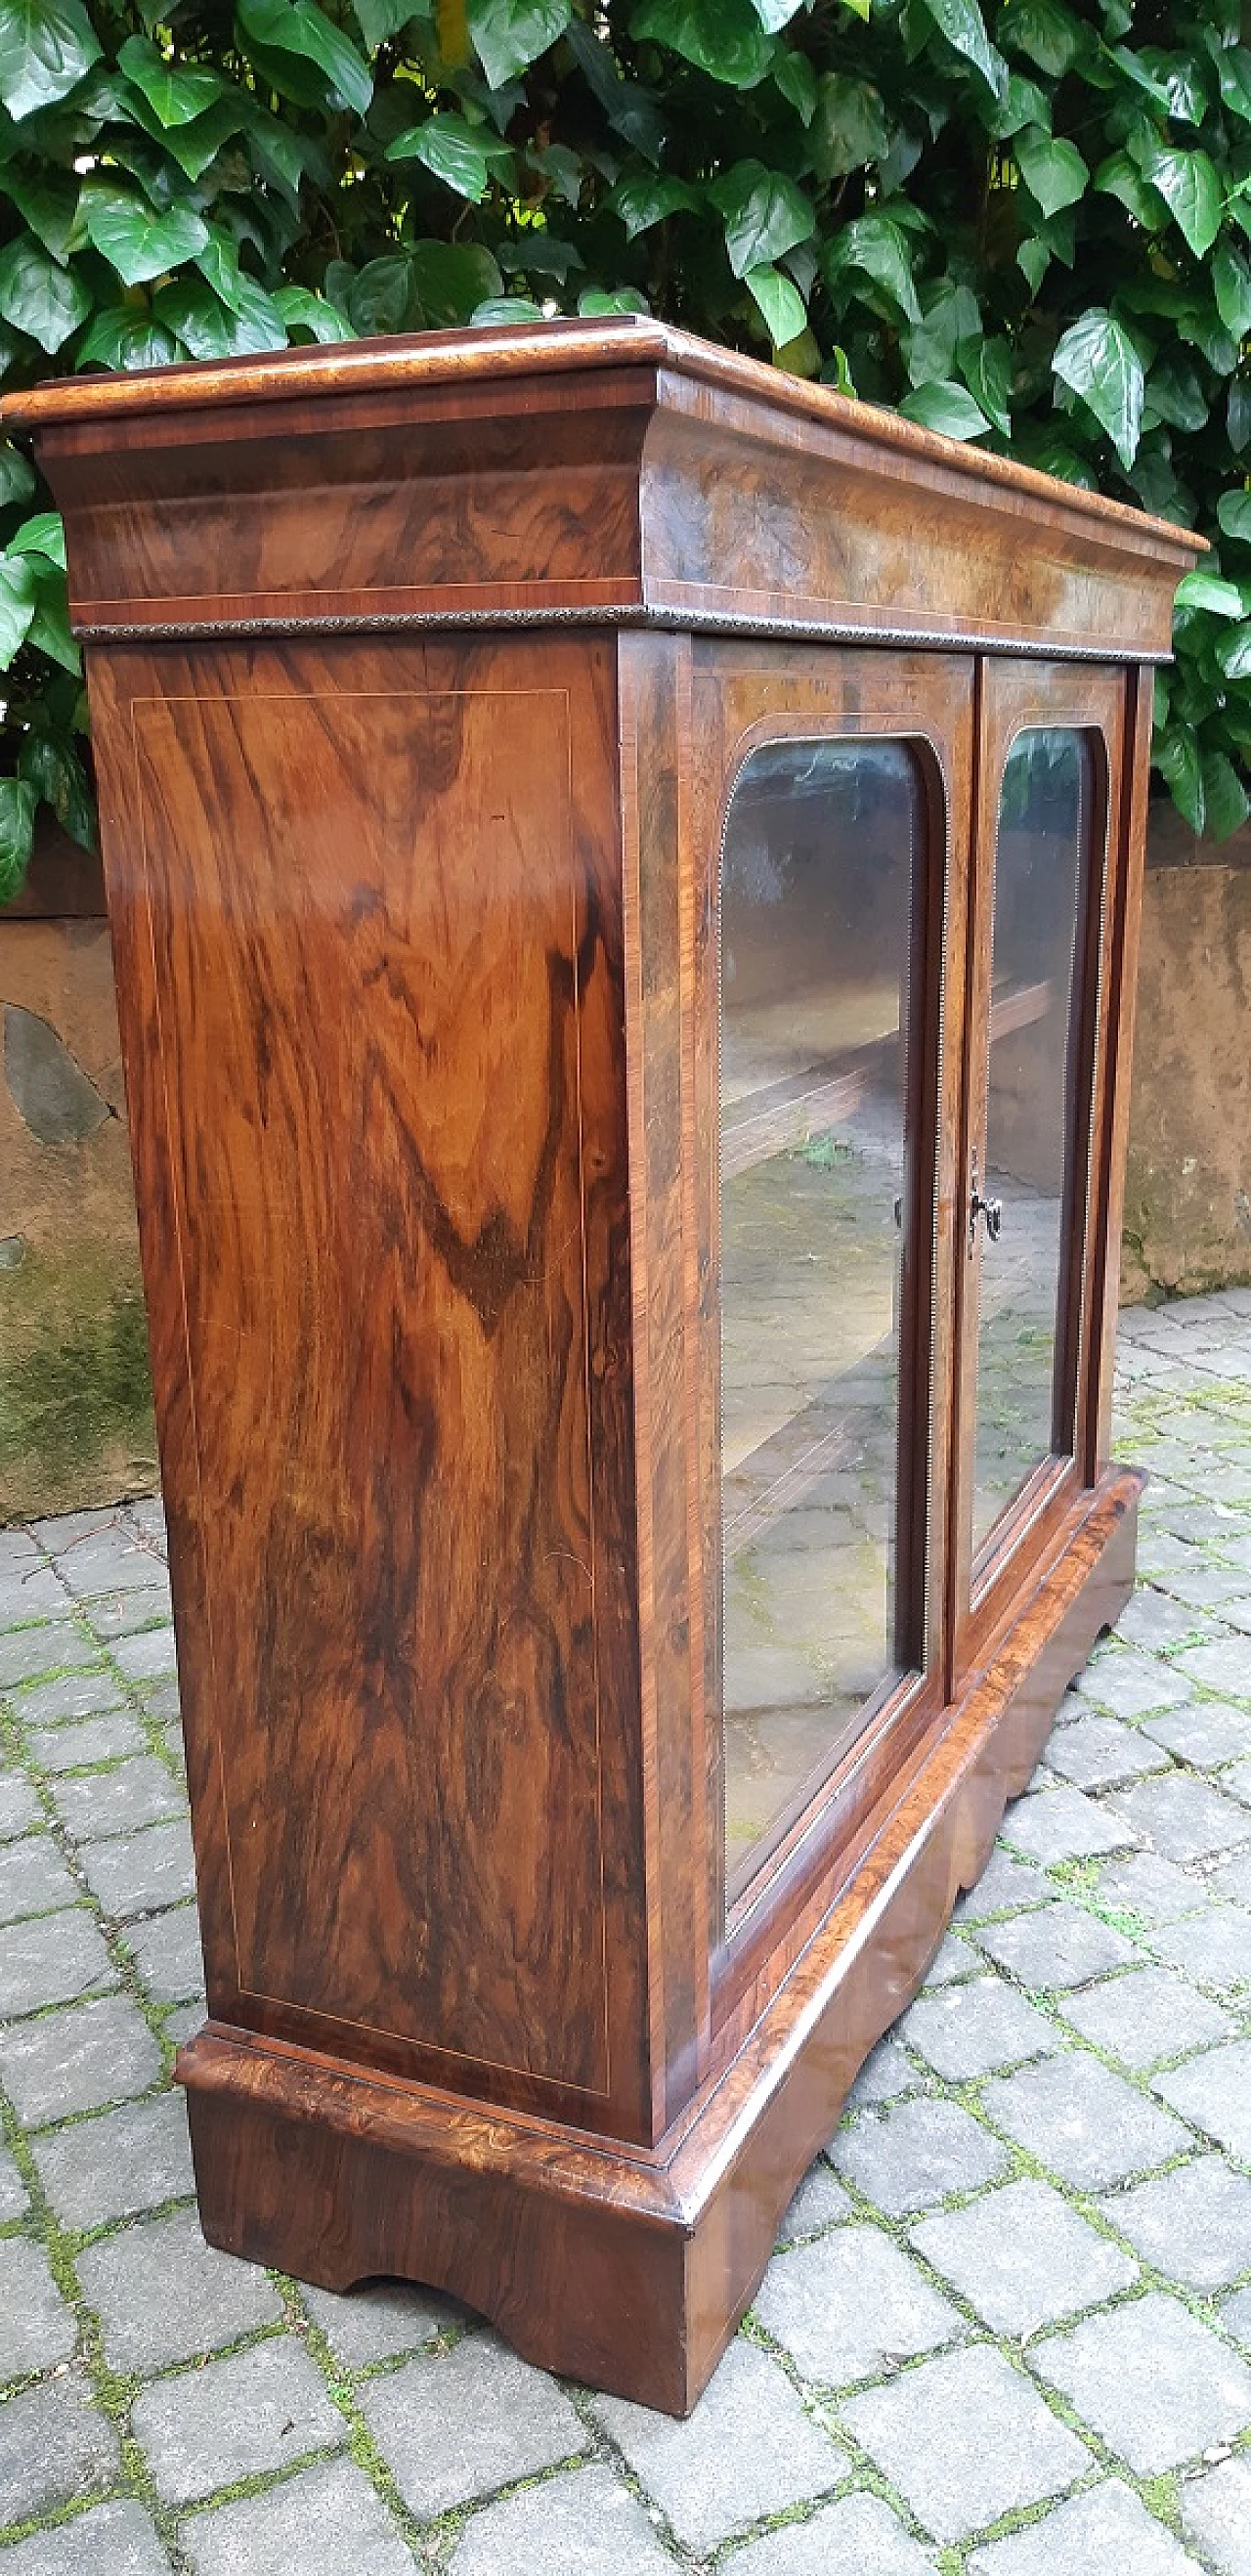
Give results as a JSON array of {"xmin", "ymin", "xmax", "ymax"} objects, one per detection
[
  {"xmin": 719, "ymin": 738, "xmax": 926, "ymax": 1893},
  {"xmin": 971, "ymin": 728, "xmax": 1095, "ymax": 1556}
]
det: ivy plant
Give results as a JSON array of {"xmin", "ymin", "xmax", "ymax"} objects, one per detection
[{"xmin": 2, "ymin": 0, "xmax": 1250, "ymax": 895}]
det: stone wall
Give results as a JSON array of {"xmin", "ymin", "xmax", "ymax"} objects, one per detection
[
  {"xmin": 1122, "ymin": 808, "xmax": 1251, "ymax": 1302},
  {"xmin": 0, "ymin": 829, "xmax": 157, "ymax": 1521}
]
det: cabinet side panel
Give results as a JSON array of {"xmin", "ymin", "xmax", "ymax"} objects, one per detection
[{"xmin": 88, "ymin": 633, "xmax": 647, "ymax": 2127}]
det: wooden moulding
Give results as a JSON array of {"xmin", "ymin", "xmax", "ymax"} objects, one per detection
[{"xmin": 180, "ymin": 1464, "xmax": 1139, "ymax": 2416}]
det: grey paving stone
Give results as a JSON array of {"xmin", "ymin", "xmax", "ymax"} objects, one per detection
[
  {"xmin": 43, "ymin": 1528, "xmax": 159, "ymax": 1597},
  {"xmin": 1095, "ymin": 1850, "xmax": 1214, "ymax": 1923},
  {"xmin": 1223, "ymin": 2286, "xmax": 1251, "ymax": 2347},
  {"xmin": 1143, "ymin": 1702, "xmax": 1251, "ymax": 1768},
  {"xmin": 141, "ymin": 1680, "xmax": 180, "ymax": 1725},
  {"xmin": 0, "ymin": 1622, "xmax": 99, "ymax": 1690},
  {"xmin": 0, "ymin": 2501, "xmax": 170, "ymax": 2575},
  {"xmin": 124, "ymin": 1502, "xmax": 165, "ymax": 1552},
  {"xmin": 0, "ymin": 1565, "xmax": 68, "ymax": 1623},
  {"xmin": 132, "ymin": 2335, "xmax": 343, "ymax": 2506},
  {"xmin": 84, "ymin": 1586, "xmax": 172, "ymax": 1641},
  {"xmin": 1115, "ymin": 1588, "xmax": 1202, "ymax": 1652},
  {"xmin": 754, "ymin": 2222, "xmax": 959, "ymax": 2386},
  {"xmin": 0, "ymin": 2235, "xmax": 76, "ymax": 2380},
  {"xmin": 78, "ymin": 1819, "xmax": 195, "ymax": 1920},
  {"xmin": 909, "ymin": 2176, "xmax": 1137, "ymax": 2337},
  {"xmin": 1156, "ymin": 1564, "xmax": 1251, "ymax": 1613},
  {"xmin": 32, "ymin": 2092, "xmax": 194, "ymax": 2231},
  {"xmin": 28, "ymin": 1711, "xmax": 146, "ymax": 1771},
  {"xmin": 0, "ymin": 1773, "xmax": 41, "ymax": 1839},
  {"xmin": 0, "ymin": 1529, "xmax": 37, "ymax": 1571},
  {"xmin": 968, "ymin": 2477, "xmax": 1201, "ymax": 2576},
  {"xmin": 972, "ymin": 1899, "xmax": 1138, "ymax": 1989},
  {"xmin": 0, "ymin": 2140, "xmax": 27, "ymax": 2220},
  {"xmin": 1059, "ymin": 1964, "xmax": 1233, "ymax": 2067},
  {"xmin": 0, "ymin": 1990, "xmax": 161, "ymax": 2125},
  {"xmin": 1032, "ymin": 2290, "xmax": 1251, "ymax": 2471},
  {"xmin": 727, "ymin": 2491, "xmax": 937, "ymax": 2575},
  {"xmin": 122, "ymin": 1902, "xmax": 204, "ymax": 2004},
  {"xmin": 1101, "ymin": 2156, "xmax": 1251, "ymax": 2292},
  {"xmin": 1221, "ymin": 1754, "xmax": 1251, "ymax": 1806},
  {"xmin": 450, "ymin": 2463, "xmax": 676, "ymax": 2576},
  {"xmin": 300, "ymin": 2276, "xmax": 459, "ymax": 2366},
  {"xmin": 954, "ymin": 1850, "xmax": 1052, "ymax": 1920},
  {"xmin": 1150, "ymin": 1904, "xmax": 1251, "ymax": 1997},
  {"xmin": 1181, "ymin": 2456, "xmax": 1251, "ymax": 2576},
  {"xmin": 0, "ymin": 2369, "xmax": 118, "ymax": 2525},
  {"xmin": 52, "ymin": 1758, "xmax": 185, "ymax": 1843},
  {"xmin": 1174, "ymin": 1637, "xmax": 1251, "ymax": 1699},
  {"xmin": 846, "ymin": 2036, "xmax": 921, "ymax": 2108},
  {"xmin": 78, "ymin": 2205, "xmax": 282, "ymax": 2372},
  {"xmin": 1153, "ymin": 2040, "xmax": 1251, "ymax": 2160},
  {"xmin": 1108, "ymin": 1774, "xmax": 1251, "ymax": 1861},
  {"xmin": 1001, "ymin": 1785, "xmax": 1142, "ymax": 1864},
  {"xmin": 896, "ymin": 1978, "xmax": 1059, "ymax": 2080},
  {"xmin": 980, "ymin": 2052, "xmax": 1189, "ymax": 2189},
  {"xmin": 360, "ymin": 2331, "xmax": 585, "ymax": 2517},
  {"xmin": 1042, "ymin": 1715, "xmax": 1170, "ymax": 1790},
  {"xmin": 108, "ymin": 1627, "xmax": 176, "ymax": 1685},
  {"xmin": 1082, "ymin": 1651, "xmax": 1193, "ymax": 1720},
  {"xmin": 183, "ymin": 2456, "xmax": 413, "ymax": 2576},
  {"xmin": 18, "ymin": 1671, "xmax": 125, "ymax": 1728},
  {"xmin": 920, "ymin": 1930, "xmax": 979, "ymax": 1987},
  {"xmin": 592, "ymin": 2337, "xmax": 841, "ymax": 2553},
  {"xmin": 840, "ymin": 2341, "xmax": 1090, "ymax": 2545},
  {"xmin": 0, "ymin": 1832, "xmax": 80, "ymax": 1923},
  {"xmin": 0, "ymin": 1907, "xmax": 116, "ymax": 2017},
  {"xmin": 1210, "ymin": 1846, "xmax": 1251, "ymax": 1902},
  {"xmin": 775, "ymin": 2159, "xmax": 851, "ymax": 2245},
  {"xmin": 831, "ymin": 2096, "xmax": 1009, "ymax": 2216}
]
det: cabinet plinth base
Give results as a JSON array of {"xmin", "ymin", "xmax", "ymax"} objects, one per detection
[{"xmin": 179, "ymin": 1467, "xmax": 1140, "ymax": 2416}]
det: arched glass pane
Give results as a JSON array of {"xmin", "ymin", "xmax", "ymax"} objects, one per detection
[
  {"xmin": 971, "ymin": 728, "xmax": 1094, "ymax": 1554},
  {"xmin": 718, "ymin": 737, "xmax": 926, "ymax": 1894}
]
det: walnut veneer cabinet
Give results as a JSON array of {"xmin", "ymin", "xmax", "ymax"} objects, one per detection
[{"xmin": 7, "ymin": 319, "xmax": 1201, "ymax": 2413}]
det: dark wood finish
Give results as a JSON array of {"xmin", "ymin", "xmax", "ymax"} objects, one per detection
[{"xmin": 7, "ymin": 321, "xmax": 1200, "ymax": 2413}]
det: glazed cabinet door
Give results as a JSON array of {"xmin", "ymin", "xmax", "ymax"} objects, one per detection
[
  {"xmin": 683, "ymin": 644, "xmax": 972, "ymax": 2002},
  {"xmin": 951, "ymin": 660, "xmax": 1126, "ymax": 1671}
]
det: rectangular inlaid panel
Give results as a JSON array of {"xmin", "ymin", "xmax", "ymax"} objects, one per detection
[{"xmin": 128, "ymin": 669, "xmax": 612, "ymax": 2094}]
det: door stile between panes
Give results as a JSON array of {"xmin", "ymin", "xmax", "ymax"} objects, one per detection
[
  {"xmin": 681, "ymin": 644, "xmax": 973, "ymax": 2034},
  {"xmin": 949, "ymin": 659, "xmax": 1128, "ymax": 1691}
]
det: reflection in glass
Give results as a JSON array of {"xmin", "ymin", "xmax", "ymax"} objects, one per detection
[
  {"xmin": 719, "ymin": 739, "xmax": 924, "ymax": 1894},
  {"xmin": 971, "ymin": 729, "xmax": 1093, "ymax": 1555}
]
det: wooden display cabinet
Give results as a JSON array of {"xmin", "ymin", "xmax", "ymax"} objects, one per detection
[{"xmin": 7, "ymin": 319, "xmax": 1200, "ymax": 2415}]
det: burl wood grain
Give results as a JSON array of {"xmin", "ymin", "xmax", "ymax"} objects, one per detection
[{"xmin": 90, "ymin": 632, "xmax": 651, "ymax": 2137}]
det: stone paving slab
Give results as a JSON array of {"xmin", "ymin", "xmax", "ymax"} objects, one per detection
[{"xmin": 4, "ymin": 1320, "xmax": 1251, "ymax": 2569}]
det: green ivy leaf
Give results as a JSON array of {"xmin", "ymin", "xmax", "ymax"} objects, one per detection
[
  {"xmin": 772, "ymin": 49, "xmax": 817, "ymax": 123},
  {"xmin": 1135, "ymin": 141, "xmax": 1223, "ymax": 260},
  {"xmin": 1217, "ymin": 491, "xmax": 1251, "ymax": 545},
  {"xmin": 76, "ymin": 306, "xmax": 183, "ymax": 371},
  {"xmin": 0, "ymin": 552, "xmax": 36, "ymax": 664},
  {"xmin": 812, "ymin": 74, "xmax": 891, "ymax": 180},
  {"xmin": 1001, "ymin": 0, "xmax": 1083, "ymax": 79},
  {"xmin": 578, "ymin": 285, "xmax": 650, "ymax": 315},
  {"xmin": 237, "ymin": 0, "xmax": 372, "ymax": 117},
  {"xmin": 387, "ymin": 111, "xmax": 513, "ymax": 201},
  {"xmin": 1201, "ymin": 749, "xmax": 1250, "ymax": 841},
  {"xmin": 961, "ymin": 332, "xmax": 1012, "ymax": 434},
  {"xmin": 629, "ymin": 0, "xmax": 775, "ymax": 92},
  {"xmin": 1219, "ymin": 46, "xmax": 1251, "ymax": 126},
  {"xmin": 1014, "ymin": 124, "xmax": 1088, "ymax": 218},
  {"xmin": 8, "ymin": 510, "xmax": 64, "ymax": 569},
  {"xmin": 81, "ymin": 180, "xmax": 209, "ymax": 287},
  {"xmin": 988, "ymin": 69, "xmax": 1051, "ymax": 136},
  {"xmin": 347, "ymin": 252, "xmax": 414, "ymax": 333},
  {"xmin": 1052, "ymin": 306, "xmax": 1143, "ymax": 468},
  {"xmin": 711, "ymin": 161, "xmax": 814, "ymax": 279},
  {"xmin": 1146, "ymin": 352, "xmax": 1209, "ymax": 433},
  {"xmin": 1094, "ymin": 151, "xmax": 1167, "ymax": 231},
  {"xmin": 18, "ymin": 726, "xmax": 93, "ymax": 847},
  {"xmin": 898, "ymin": 377, "xmax": 992, "ymax": 439},
  {"xmin": 410, "ymin": 240, "xmax": 503, "ymax": 324},
  {"xmin": 743, "ymin": 260, "xmax": 805, "ymax": 346},
  {"xmin": 271, "ymin": 284, "xmax": 354, "ymax": 341},
  {"xmin": 916, "ymin": 0, "xmax": 1007, "ymax": 97},
  {"xmin": 0, "ymin": 776, "xmax": 35, "ymax": 902},
  {"xmin": 609, "ymin": 170, "xmax": 701, "ymax": 238},
  {"xmin": 116, "ymin": 35, "xmax": 227, "ymax": 126},
  {"xmin": 1214, "ymin": 241, "xmax": 1251, "ymax": 345},
  {"xmin": 0, "ymin": 0, "xmax": 101, "ymax": 122},
  {"xmin": 750, "ymin": 0, "xmax": 805, "ymax": 26},
  {"xmin": 466, "ymin": 0, "xmax": 569, "ymax": 85},
  {"xmin": 1217, "ymin": 618, "xmax": 1251, "ymax": 677},
  {"xmin": 0, "ymin": 173, "xmax": 82, "ymax": 265},
  {"xmin": 469, "ymin": 295, "xmax": 545, "ymax": 324},
  {"xmin": 1157, "ymin": 722, "xmax": 1204, "ymax": 829},
  {"xmin": 351, "ymin": 0, "xmax": 413, "ymax": 39},
  {"xmin": 1174, "ymin": 568, "xmax": 1246, "ymax": 616},
  {"xmin": 25, "ymin": 556, "xmax": 78, "ymax": 670},
  {"xmin": 0, "ymin": 442, "xmax": 35, "ymax": 508},
  {"xmin": 0, "ymin": 234, "xmax": 90, "ymax": 352},
  {"xmin": 825, "ymin": 212, "xmax": 921, "ymax": 325}
]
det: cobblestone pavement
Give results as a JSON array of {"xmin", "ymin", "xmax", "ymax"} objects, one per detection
[{"xmin": 4, "ymin": 1295, "xmax": 1251, "ymax": 2572}]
